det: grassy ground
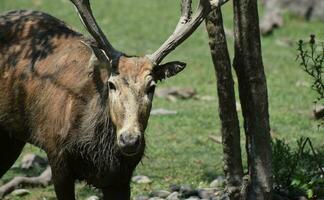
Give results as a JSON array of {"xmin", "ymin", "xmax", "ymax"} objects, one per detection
[{"xmin": 0, "ymin": 0, "xmax": 323, "ymax": 199}]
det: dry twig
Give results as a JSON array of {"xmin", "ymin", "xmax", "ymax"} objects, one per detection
[{"xmin": 0, "ymin": 166, "xmax": 52, "ymax": 198}]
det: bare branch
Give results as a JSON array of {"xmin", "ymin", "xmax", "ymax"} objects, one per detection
[
  {"xmin": 70, "ymin": 0, "xmax": 122, "ymax": 60},
  {"xmin": 0, "ymin": 167, "xmax": 52, "ymax": 198}
]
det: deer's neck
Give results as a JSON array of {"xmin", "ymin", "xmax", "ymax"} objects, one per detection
[
  {"xmin": 67, "ymin": 95, "xmax": 143, "ymax": 177},
  {"xmin": 70, "ymin": 95, "xmax": 118, "ymax": 170}
]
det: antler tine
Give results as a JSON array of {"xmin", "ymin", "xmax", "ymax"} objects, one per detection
[
  {"xmin": 70, "ymin": 0, "xmax": 122, "ymax": 61},
  {"xmin": 179, "ymin": 0, "xmax": 193, "ymax": 29},
  {"xmin": 148, "ymin": 0, "xmax": 228, "ymax": 65}
]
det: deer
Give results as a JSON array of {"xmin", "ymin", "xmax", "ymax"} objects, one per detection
[{"xmin": 0, "ymin": 0, "xmax": 226, "ymax": 199}]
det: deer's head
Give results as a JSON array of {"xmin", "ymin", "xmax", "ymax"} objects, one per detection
[
  {"xmin": 107, "ymin": 56, "xmax": 185, "ymax": 156},
  {"xmin": 71, "ymin": 0, "xmax": 225, "ymax": 156}
]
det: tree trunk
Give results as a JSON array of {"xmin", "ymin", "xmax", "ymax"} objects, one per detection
[
  {"xmin": 205, "ymin": 8, "xmax": 244, "ymax": 199},
  {"xmin": 233, "ymin": 0, "xmax": 272, "ymax": 199}
]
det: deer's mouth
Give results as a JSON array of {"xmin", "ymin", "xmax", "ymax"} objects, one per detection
[{"xmin": 120, "ymin": 148, "xmax": 141, "ymax": 156}]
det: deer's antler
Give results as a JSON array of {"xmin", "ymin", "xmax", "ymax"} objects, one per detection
[
  {"xmin": 70, "ymin": 0, "xmax": 122, "ymax": 61},
  {"xmin": 148, "ymin": 0, "xmax": 228, "ymax": 65}
]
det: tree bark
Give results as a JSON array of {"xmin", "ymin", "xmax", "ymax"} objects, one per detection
[
  {"xmin": 205, "ymin": 8, "xmax": 244, "ymax": 199},
  {"xmin": 233, "ymin": 0, "xmax": 272, "ymax": 199}
]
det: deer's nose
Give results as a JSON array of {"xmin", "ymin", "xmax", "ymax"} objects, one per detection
[{"xmin": 118, "ymin": 132, "xmax": 141, "ymax": 156}]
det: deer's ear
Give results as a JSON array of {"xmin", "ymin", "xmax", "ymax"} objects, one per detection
[{"xmin": 152, "ymin": 61, "xmax": 186, "ymax": 81}]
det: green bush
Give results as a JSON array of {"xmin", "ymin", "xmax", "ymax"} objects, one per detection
[{"xmin": 272, "ymin": 137, "xmax": 324, "ymax": 199}]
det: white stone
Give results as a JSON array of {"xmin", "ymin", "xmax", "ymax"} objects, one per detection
[
  {"xmin": 132, "ymin": 175, "xmax": 152, "ymax": 184},
  {"xmin": 11, "ymin": 189, "xmax": 31, "ymax": 197}
]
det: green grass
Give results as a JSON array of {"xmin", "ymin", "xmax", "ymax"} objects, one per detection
[{"xmin": 1, "ymin": 0, "xmax": 324, "ymax": 199}]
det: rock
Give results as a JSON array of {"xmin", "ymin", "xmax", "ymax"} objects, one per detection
[
  {"xmin": 312, "ymin": 0, "xmax": 324, "ymax": 20},
  {"xmin": 148, "ymin": 198, "xmax": 164, "ymax": 200},
  {"xmin": 261, "ymin": 0, "xmax": 324, "ymax": 35},
  {"xmin": 86, "ymin": 195, "xmax": 99, "ymax": 200},
  {"xmin": 11, "ymin": 189, "xmax": 31, "ymax": 197},
  {"xmin": 179, "ymin": 185, "xmax": 198, "ymax": 198},
  {"xmin": 155, "ymin": 87, "xmax": 197, "ymax": 102},
  {"xmin": 166, "ymin": 192, "xmax": 180, "ymax": 200},
  {"xmin": 260, "ymin": 0, "xmax": 284, "ymax": 36},
  {"xmin": 179, "ymin": 185, "xmax": 193, "ymax": 193},
  {"xmin": 313, "ymin": 104, "xmax": 324, "ymax": 119},
  {"xmin": 132, "ymin": 175, "xmax": 152, "ymax": 184},
  {"xmin": 209, "ymin": 193, "xmax": 229, "ymax": 200},
  {"xmin": 220, "ymin": 193, "xmax": 230, "ymax": 200},
  {"xmin": 135, "ymin": 195, "xmax": 150, "ymax": 200},
  {"xmin": 263, "ymin": 0, "xmax": 324, "ymax": 21},
  {"xmin": 209, "ymin": 176, "xmax": 225, "ymax": 188},
  {"xmin": 20, "ymin": 153, "xmax": 48, "ymax": 169},
  {"xmin": 150, "ymin": 190, "xmax": 171, "ymax": 198},
  {"xmin": 151, "ymin": 109, "xmax": 177, "ymax": 116},
  {"xmin": 169, "ymin": 184, "xmax": 181, "ymax": 192},
  {"xmin": 185, "ymin": 196, "xmax": 200, "ymax": 200},
  {"xmin": 214, "ymin": 189, "xmax": 224, "ymax": 196},
  {"xmin": 198, "ymin": 188, "xmax": 215, "ymax": 199},
  {"xmin": 295, "ymin": 197, "xmax": 307, "ymax": 200}
]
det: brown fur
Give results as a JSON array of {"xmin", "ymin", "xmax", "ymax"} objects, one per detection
[{"xmin": 0, "ymin": 10, "xmax": 156, "ymax": 200}]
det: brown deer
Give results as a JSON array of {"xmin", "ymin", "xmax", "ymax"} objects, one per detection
[{"xmin": 0, "ymin": 0, "xmax": 225, "ymax": 199}]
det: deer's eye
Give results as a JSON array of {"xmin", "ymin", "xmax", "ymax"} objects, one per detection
[{"xmin": 108, "ymin": 81, "xmax": 116, "ymax": 91}]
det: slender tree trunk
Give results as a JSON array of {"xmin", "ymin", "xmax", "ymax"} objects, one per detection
[
  {"xmin": 205, "ymin": 8, "xmax": 244, "ymax": 199},
  {"xmin": 233, "ymin": 0, "xmax": 272, "ymax": 199}
]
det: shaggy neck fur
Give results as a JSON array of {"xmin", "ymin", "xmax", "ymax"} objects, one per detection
[{"xmin": 66, "ymin": 92, "xmax": 144, "ymax": 181}]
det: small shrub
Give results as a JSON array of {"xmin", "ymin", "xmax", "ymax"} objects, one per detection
[
  {"xmin": 297, "ymin": 35, "xmax": 324, "ymax": 101},
  {"xmin": 297, "ymin": 35, "xmax": 324, "ymax": 125},
  {"xmin": 272, "ymin": 137, "xmax": 324, "ymax": 199}
]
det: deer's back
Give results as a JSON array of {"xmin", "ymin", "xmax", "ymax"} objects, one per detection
[{"xmin": 0, "ymin": 10, "xmax": 96, "ymax": 150}]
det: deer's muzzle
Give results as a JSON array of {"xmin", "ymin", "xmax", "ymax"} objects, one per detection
[{"xmin": 117, "ymin": 132, "xmax": 142, "ymax": 156}]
